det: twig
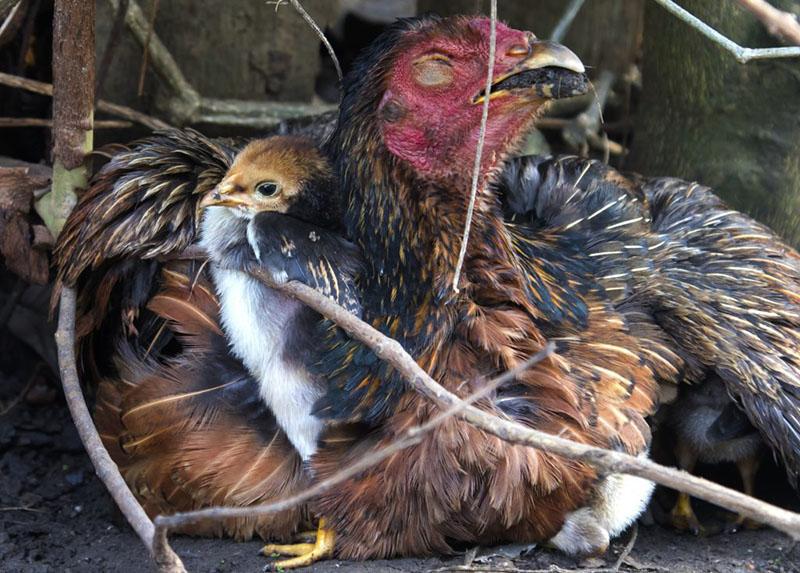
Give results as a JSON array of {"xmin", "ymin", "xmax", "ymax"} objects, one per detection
[
  {"xmin": 55, "ymin": 288, "xmax": 186, "ymax": 573},
  {"xmin": 0, "ymin": 117, "xmax": 132, "ymax": 129},
  {"xmin": 651, "ymin": 0, "xmax": 800, "ymax": 63},
  {"xmin": 136, "ymin": 0, "xmax": 159, "ymax": 97},
  {"xmin": 246, "ymin": 274, "xmax": 800, "ymax": 539},
  {"xmin": 105, "ymin": 0, "xmax": 199, "ymax": 124},
  {"xmin": 152, "ymin": 325, "xmax": 553, "ymax": 562},
  {"xmin": 612, "ymin": 522, "xmax": 638, "ymax": 572},
  {"xmin": 0, "ymin": 71, "xmax": 170, "ymax": 130},
  {"xmin": 0, "ymin": 0, "xmax": 24, "ymax": 49},
  {"xmin": 286, "ymin": 0, "xmax": 342, "ymax": 83},
  {"xmin": 106, "ymin": 0, "xmax": 335, "ymax": 127},
  {"xmin": 550, "ymin": 0, "xmax": 587, "ymax": 43},
  {"xmin": 58, "ymin": 246, "xmax": 800, "ymax": 569},
  {"xmin": 735, "ymin": 0, "xmax": 800, "ymax": 46},
  {"xmin": 452, "ymin": 0, "xmax": 496, "ymax": 293}
]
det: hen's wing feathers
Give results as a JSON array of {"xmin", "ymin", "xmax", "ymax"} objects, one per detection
[
  {"xmin": 641, "ymin": 178, "xmax": 800, "ymax": 484},
  {"xmin": 503, "ymin": 155, "xmax": 800, "ymax": 485}
]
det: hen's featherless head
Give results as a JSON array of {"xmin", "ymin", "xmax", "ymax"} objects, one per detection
[{"xmin": 332, "ymin": 15, "xmax": 587, "ymax": 186}]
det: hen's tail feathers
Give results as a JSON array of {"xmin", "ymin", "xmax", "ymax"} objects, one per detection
[{"xmin": 52, "ymin": 129, "xmax": 237, "ymax": 336}]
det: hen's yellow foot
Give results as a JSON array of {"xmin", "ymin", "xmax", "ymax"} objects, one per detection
[{"xmin": 262, "ymin": 519, "xmax": 335, "ymax": 570}]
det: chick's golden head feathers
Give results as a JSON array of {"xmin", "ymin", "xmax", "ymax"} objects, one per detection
[{"xmin": 201, "ymin": 136, "xmax": 339, "ymax": 226}]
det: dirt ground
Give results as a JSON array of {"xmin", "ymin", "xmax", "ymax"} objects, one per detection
[{"xmin": 2, "ymin": 340, "xmax": 799, "ymax": 573}]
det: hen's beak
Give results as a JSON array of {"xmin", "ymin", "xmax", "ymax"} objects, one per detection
[
  {"xmin": 200, "ymin": 181, "xmax": 256, "ymax": 210},
  {"xmin": 474, "ymin": 39, "xmax": 588, "ymax": 104}
]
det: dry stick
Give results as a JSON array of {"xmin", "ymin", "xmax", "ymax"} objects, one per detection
[
  {"xmin": 55, "ymin": 289, "xmax": 187, "ymax": 573},
  {"xmin": 148, "ymin": 264, "xmax": 800, "ymax": 550},
  {"xmin": 151, "ymin": 323, "xmax": 554, "ymax": 556},
  {"xmin": 136, "ymin": 0, "xmax": 159, "ymax": 97},
  {"xmin": 0, "ymin": 117, "xmax": 132, "ymax": 129},
  {"xmin": 108, "ymin": 0, "xmax": 334, "ymax": 128},
  {"xmin": 287, "ymin": 0, "xmax": 343, "ymax": 83},
  {"xmin": 0, "ymin": 71, "xmax": 170, "ymax": 130},
  {"xmin": 452, "ymin": 0, "xmax": 496, "ymax": 293},
  {"xmin": 735, "ymin": 0, "xmax": 800, "ymax": 46},
  {"xmin": 549, "ymin": 0, "xmax": 586, "ymax": 43}
]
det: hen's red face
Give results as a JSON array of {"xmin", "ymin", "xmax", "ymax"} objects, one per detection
[{"xmin": 378, "ymin": 18, "xmax": 586, "ymax": 182}]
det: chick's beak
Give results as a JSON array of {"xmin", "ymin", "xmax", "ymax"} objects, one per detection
[
  {"xmin": 474, "ymin": 37, "xmax": 588, "ymax": 104},
  {"xmin": 200, "ymin": 181, "xmax": 256, "ymax": 210}
]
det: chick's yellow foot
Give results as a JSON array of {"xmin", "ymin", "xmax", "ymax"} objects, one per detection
[
  {"xmin": 670, "ymin": 493, "xmax": 707, "ymax": 536},
  {"xmin": 262, "ymin": 519, "xmax": 335, "ymax": 570}
]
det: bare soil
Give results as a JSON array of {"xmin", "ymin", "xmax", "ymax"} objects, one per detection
[{"xmin": 1, "ymin": 340, "xmax": 799, "ymax": 573}]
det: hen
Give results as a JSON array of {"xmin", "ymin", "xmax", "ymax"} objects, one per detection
[{"xmin": 51, "ymin": 12, "xmax": 800, "ymax": 569}]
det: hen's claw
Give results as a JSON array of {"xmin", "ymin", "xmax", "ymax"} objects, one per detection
[{"xmin": 262, "ymin": 519, "xmax": 335, "ymax": 570}]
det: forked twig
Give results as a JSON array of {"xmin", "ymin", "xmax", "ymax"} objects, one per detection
[{"xmin": 452, "ymin": 0, "xmax": 496, "ymax": 292}]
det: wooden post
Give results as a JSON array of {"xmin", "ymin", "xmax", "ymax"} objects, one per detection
[{"xmin": 36, "ymin": 0, "xmax": 95, "ymax": 236}]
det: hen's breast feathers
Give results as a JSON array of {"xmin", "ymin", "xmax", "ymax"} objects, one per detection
[{"xmin": 503, "ymin": 154, "xmax": 800, "ymax": 485}]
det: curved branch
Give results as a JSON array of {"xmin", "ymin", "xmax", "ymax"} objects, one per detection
[{"xmin": 54, "ymin": 288, "xmax": 186, "ymax": 573}]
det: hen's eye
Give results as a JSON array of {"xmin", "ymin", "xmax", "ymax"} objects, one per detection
[
  {"xmin": 413, "ymin": 55, "xmax": 454, "ymax": 88},
  {"xmin": 255, "ymin": 181, "xmax": 280, "ymax": 197}
]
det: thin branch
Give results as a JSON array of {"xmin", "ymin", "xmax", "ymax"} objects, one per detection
[
  {"xmin": 105, "ymin": 0, "xmax": 200, "ymax": 123},
  {"xmin": 286, "ymin": 0, "xmax": 342, "ymax": 83},
  {"xmin": 55, "ymin": 289, "xmax": 186, "ymax": 573},
  {"xmin": 452, "ymin": 0, "xmax": 496, "ymax": 293},
  {"xmin": 136, "ymin": 0, "xmax": 159, "ymax": 97},
  {"xmin": 57, "ymin": 247, "xmax": 800, "ymax": 570},
  {"xmin": 735, "ymin": 0, "xmax": 800, "ymax": 46},
  {"xmin": 0, "ymin": 71, "xmax": 170, "ymax": 130},
  {"xmin": 107, "ymin": 0, "xmax": 335, "ymax": 127},
  {"xmin": 651, "ymin": 0, "xmax": 800, "ymax": 63},
  {"xmin": 0, "ymin": 117, "xmax": 132, "ymax": 129},
  {"xmin": 242, "ymin": 271, "xmax": 800, "ymax": 540},
  {"xmin": 550, "ymin": 0, "xmax": 587, "ymax": 43}
]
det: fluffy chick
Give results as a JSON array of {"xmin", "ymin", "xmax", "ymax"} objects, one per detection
[
  {"xmin": 665, "ymin": 377, "xmax": 763, "ymax": 534},
  {"xmin": 199, "ymin": 136, "xmax": 361, "ymax": 461}
]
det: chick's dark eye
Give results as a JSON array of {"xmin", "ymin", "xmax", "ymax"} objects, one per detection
[{"xmin": 255, "ymin": 181, "xmax": 280, "ymax": 197}]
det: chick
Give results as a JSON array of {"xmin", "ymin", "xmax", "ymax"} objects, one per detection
[
  {"xmin": 199, "ymin": 136, "xmax": 361, "ymax": 461},
  {"xmin": 664, "ymin": 377, "xmax": 763, "ymax": 534}
]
